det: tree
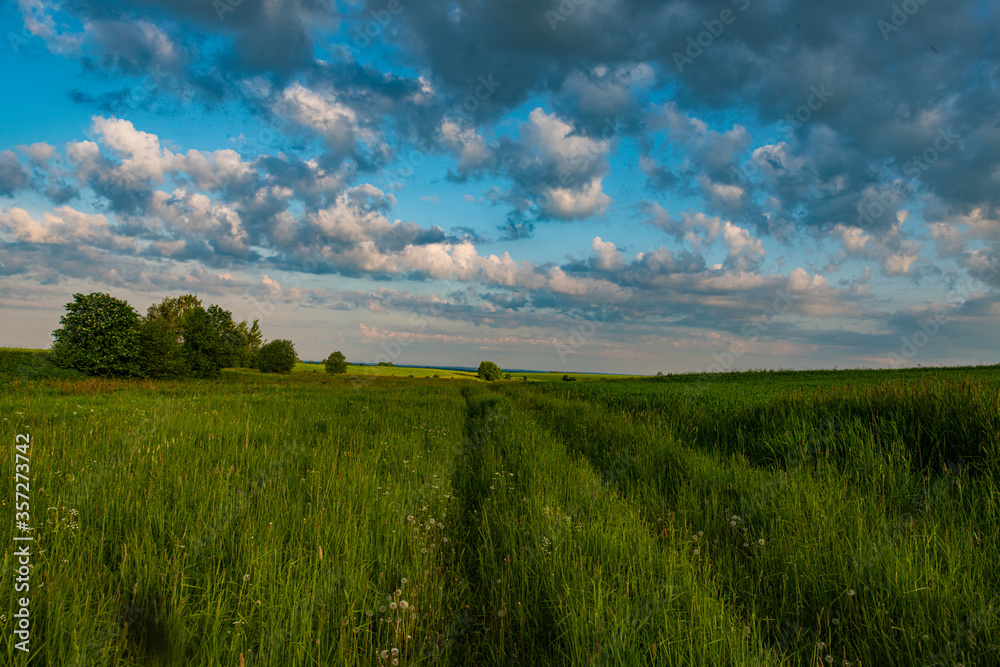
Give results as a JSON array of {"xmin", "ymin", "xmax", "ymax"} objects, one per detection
[
  {"xmin": 234, "ymin": 319, "xmax": 262, "ymax": 367},
  {"xmin": 324, "ymin": 351, "xmax": 348, "ymax": 374},
  {"xmin": 181, "ymin": 306, "xmax": 226, "ymax": 379},
  {"xmin": 254, "ymin": 339, "xmax": 297, "ymax": 373},
  {"xmin": 140, "ymin": 294, "xmax": 202, "ymax": 378},
  {"xmin": 207, "ymin": 305, "xmax": 247, "ymax": 369},
  {"xmin": 138, "ymin": 315, "xmax": 186, "ymax": 378},
  {"xmin": 51, "ymin": 292, "xmax": 143, "ymax": 377},
  {"xmin": 477, "ymin": 360, "xmax": 502, "ymax": 381}
]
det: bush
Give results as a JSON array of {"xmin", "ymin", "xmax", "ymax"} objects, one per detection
[
  {"xmin": 477, "ymin": 360, "xmax": 502, "ymax": 381},
  {"xmin": 254, "ymin": 339, "xmax": 297, "ymax": 374},
  {"xmin": 324, "ymin": 351, "xmax": 348, "ymax": 374},
  {"xmin": 0, "ymin": 348, "xmax": 84, "ymax": 380},
  {"xmin": 51, "ymin": 292, "xmax": 143, "ymax": 377},
  {"xmin": 561, "ymin": 374, "xmax": 577, "ymax": 382}
]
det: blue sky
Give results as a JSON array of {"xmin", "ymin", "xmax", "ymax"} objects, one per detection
[{"xmin": 1, "ymin": 0, "xmax": 998, "ymax": 373}]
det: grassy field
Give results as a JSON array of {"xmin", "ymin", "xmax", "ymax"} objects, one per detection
[
  {"xmin": 1, "ymin": 361, "xmax": 998, "ymax": 665},
  {"xmin": 292, "ymin": 362, "xmax": 628, "ymax": 382}
]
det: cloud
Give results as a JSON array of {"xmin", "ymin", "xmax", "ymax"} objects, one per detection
[
  {"xmin": 275, "ymin": 82, "xmax": 387, "ymax": 167},
  {"xmin": 0, "ymin": 151, "xmax": 30, "ymax": 196}
]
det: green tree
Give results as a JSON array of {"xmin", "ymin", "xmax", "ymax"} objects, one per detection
[
  {"xmin": 181, "ymin": 306, "xmax": 226, "ymax": 378},
  {"xmin": 207, "ymin": 305, "xmax": 246, "ymax": 369},
  {"xmin": 235, "ymin": 319, "xmax": 262, "ymax": 367},
  {"xmin": 324, "ymin": 351, "xmax": 348, "ymax": 374},
  {"xmin": 51, "ymin": 292, "xmax": 143, "ymax": 377},
  {"xmin": 139, "ymin": 294, "xmax": 202, "ymax": 378},
  {"xmin": 477, "ymin": 360, "xmax": 502, "ymax": 381},
  {"xmin": 254, "ymin": 339, "xmax": 297, "ymax": 374},
  {"xmin": 138, "ymin": 316, "xmax": 186, "ymax": 378}
]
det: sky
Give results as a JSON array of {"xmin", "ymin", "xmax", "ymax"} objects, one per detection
[{"xmin": 0, "ymin": 0, "xmax": 998, "ymax": 373}]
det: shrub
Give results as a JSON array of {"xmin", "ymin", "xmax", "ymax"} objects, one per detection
[
  {"xmin": 324, "ymin": 351, "xmax": 348, "ymax": 374},
  {"xmin": 51, "ymin": 292, "xmax": 143, "ymax": 377},
  {"xmin": 561, "ymin": 374, "xmax": 577, "ymax": 382},
  {"xmin": 254, "ymin": 339, "xmax": 298, "ymax": 374},
  {"xmin": 0, "ymin": 348, "xmax": 83, "ymax": 380},
  {"xmin": 477, "ymin": 360, "xmax": 502, "ymax": 381}
]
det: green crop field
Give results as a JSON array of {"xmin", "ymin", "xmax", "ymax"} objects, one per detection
[{"xmin": 1, "ymin": 360, "xmax": 998, "ymax": 666}]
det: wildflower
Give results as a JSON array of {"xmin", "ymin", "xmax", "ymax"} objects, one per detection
[
  {"xmin": 381, "ymin": 650, "xmax": 389, "ymax": 659},
  {"xmin": 380, "ymin": 606, "xmax": 386, "ymax": 613},
  {"xmin": 832, "ymin": 618, "xmax": 840, "ymax": 626},
  {"xmin": 390, "ymin": 602, "xmax": 397, "ymax": 610},
  {"xmin": 817, "ymin": 642, "xmax": 826, "ymax": 649},
  {"xmin": 730, "ymin": 521, "xmax": 737, "ymax": 527},
  {"xmin": 693, "ymin": 549, "xmax": 700, "ymax": 555},
  {"xmin": 847, "ymin": 589, "xmax": 855, "ymax": 597},
  {"xmin": 400, "ymin": 601, "xmax": 409, "ymax": 610},
  {"xmin": 243, "ymin": 574, "xmax": 251, "ymax": 582},
  {"xmin": 392, "ymin": 660, "xmax": 399, "ymax": 666},
  {"xmin": 401, "ymin": 578, "xmax": 407, "ymax": 584},
  {"xmin": 825, "ymin": 657, "xmax": 833, "ymax": 664},
  {"xmin": 758, "ymin": 539, "xmax": 765, "ymax": 546},
  {"xmin": 391, "ymin": 648, "xmax": 399, "ymax": 656}
]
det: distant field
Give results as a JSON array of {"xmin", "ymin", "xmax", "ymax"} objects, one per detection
[
  {"xmin": 294, "ymin": 362, "xmax": 632, "ymax": 382},
  {"xmin": 1, "ymin": 362, "xmax": 998, "ymax": 665},
  {"xmin": 293, "ymin": 362, "xmax": 479, "ymax": 380}
]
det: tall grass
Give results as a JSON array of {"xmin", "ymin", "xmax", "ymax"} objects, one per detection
[{"xmin": 1, "ymin": 365, "xmax": 997, "ymax": 665}]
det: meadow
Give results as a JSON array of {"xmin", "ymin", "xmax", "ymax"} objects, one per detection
[{"xmin": 1, "ymin": 355, "xmax": 998, "ymax": 666}]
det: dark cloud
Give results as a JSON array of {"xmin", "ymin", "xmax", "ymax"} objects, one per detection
[{"xmin": 0, "ymin": 151, "xmax": 30, "ymax": 196}]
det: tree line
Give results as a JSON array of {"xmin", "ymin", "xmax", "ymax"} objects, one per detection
[{"xmin": 50, "ymin": 292, "xmax": 298, "ymax": 378}]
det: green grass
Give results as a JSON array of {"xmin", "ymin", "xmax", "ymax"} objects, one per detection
[
  {"xmin": 292, "ymin": 363, "xmax": 626, "ymax": 381},
  {"xmin": 293, "ymin": 363, "xmax": 479, "ymax": 380},
  {"xmin": 1, "ymin": 360, "xmax": 997, "ymax": 665}
]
